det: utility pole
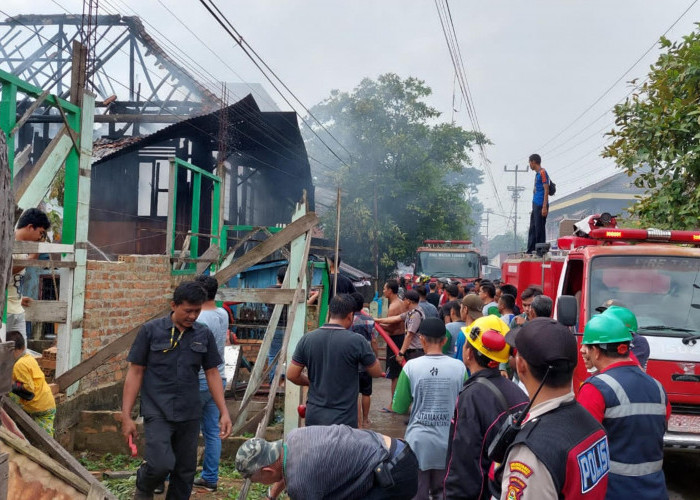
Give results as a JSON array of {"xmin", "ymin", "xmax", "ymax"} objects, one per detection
[
  {"xmin": 504, "ymin": 164, "xmax": 529, "ymax": 251},
  {"xmin": 482, "ymin": 209, "xmax": 492, "ymax": 258}
]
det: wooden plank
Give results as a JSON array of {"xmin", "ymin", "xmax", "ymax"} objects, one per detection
[
  {"xmin": 0, "ymin": 343, "xmax": 13, "ymax": 395},
  {"xmin": 0, "ymin": 130, "xmax": 13, "ymax": 324},
  {"xmin": 0, "ymin": 426, "xmax": 90, "ymax": 494},
  {"xmin": 216, "ymin": 287, "xmax": 299, "ymax": 305},
  {"xmin": 55, "ymin": 212, "xmax": 318, "ymax": 391},
  {"xmin": 216, "ymin": 212, "xmax": 318, "ymax": 284},
  {"xmin": 12, "ymin": 241, "xmax": 74, "ymax": 254},
  {"xmin": 224, "ymin": 345, "xmax": 241, "ymax": 391},
  {"xmin": 165, "ymin": 159, "xmax": 176, "ymax": 257},
  {"xmin": 195, "ymin": 244, "xmax": 221, "ymax": 274},
  {"xmin": 87, "ymin": 483, "xmax": 111, "ymax": 499},
  {"xmin": 175, "ymin": 234, "xmax": 191, "ymax": 270},
  {"xmin": 10, "ymin": 89, "xmax": 50, "ymax": 136},
  {"xmin": 0, "ymin": 452, "xmax": 8, "ymax": 500},
  {"xmin": 23, "ymin": 300, "xmax": 68, "ymax": 323},
  {"xmin": 284, "ymin": 202, "xmax": 312, "ymax": 436},
  {"xmin": 12, "ymin": 259, "xmax": 76, "ymax": 269},
  {"xmin": 0, "ymin": 398, "xmax": 111, "ymax": 494},
  {"xmin": 14, "ymin": 129, "xmax": 72, "ymax": 209},
  {"xmin": 12, "ymin": 144, "xmax": 31, "ymax": 176}
]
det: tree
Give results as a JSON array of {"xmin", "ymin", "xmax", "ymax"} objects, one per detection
[
  {"xmin": 603, "ymin": 31, "xmax": 700, "ymax": 228},
  {"xmin": 304, "ymin": 74, "xmax": 487, "ymax": 280},
  {"xmin": 488, "ymin": 233, "xmax": 526, "ymax": 259}
]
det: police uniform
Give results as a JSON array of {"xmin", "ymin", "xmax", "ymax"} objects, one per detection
[
  {"xmin": 500, "ymin": 393, "xmax": 609, "ymax": 500},
  {"xmin": 127, "ymin": 315, "xmax": 222, "ymax": 499},
  {"xmin": 496, "ymin": 318, "xmax": 610, "ymax": 500},
  {"xmin": 578, "ymin": 360, "xmax": 669, "ymax": 500}
]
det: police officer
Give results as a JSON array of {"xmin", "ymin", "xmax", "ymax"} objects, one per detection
[
  {"xmin": 496, "ymin": 318, "xmax": 609, "ymax": 499},
  {"xmin": 444, "ymin": 315, "xmax": 528, "ymax": 499},
  {"xmin": 578, "ymin": 314, "xmax": 669, "ymax": 500}
]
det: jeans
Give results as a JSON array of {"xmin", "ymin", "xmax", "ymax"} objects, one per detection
[
  {"xmin": 268, "ymin": 327, "xmax": 285, "ymax": 383},
  {"xmin": 526, "ymin": 202, "xmax": 547, "ymax": 253},
  {"xmin": 199, "ymin": 377, "xmax": 225, "ymax": 483},
  {"xmin": 136, "ymin": 417, "xmax": 199, "ymax": 500}
]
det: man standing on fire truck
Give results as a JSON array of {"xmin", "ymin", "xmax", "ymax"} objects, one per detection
[
  {"xmin": 578, "ymin": 314, "xmax": 670, "ymax": 500},
  {"xmin": 526, "ymin": 153, "xmax": 550, "ymax": 254}
]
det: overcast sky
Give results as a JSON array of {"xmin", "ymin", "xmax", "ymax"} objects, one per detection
[{"xmin": 4, "ymin": 0, "xmax": 699, "ymax": 236}]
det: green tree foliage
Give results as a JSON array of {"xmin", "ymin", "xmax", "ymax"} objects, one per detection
[
  {"xmin": 603, "ymin": 30, "xmax": 700, "ymax": 228},
  {"xmin": 305, "ymin": 74, "xmax": 487, "ymax": 280},
  {"xmin": 488, "ymin": 233, "xmax": 526, "ymax": 259}
]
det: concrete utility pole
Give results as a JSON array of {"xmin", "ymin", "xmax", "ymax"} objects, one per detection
[{"xmin": 504, "ymin": 164, "xmax": 528, "ymax": 251}]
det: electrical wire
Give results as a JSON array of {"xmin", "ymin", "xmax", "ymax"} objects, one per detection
[
  {"xmin": 196, "ymin": 0, "xmax": 353, "ymax": 171},
  {"xmin": 0, "ymin": 7, "xmax": 338, "ymax": 180},
  {"xmin": 532, "ymin": 0, "xmax": 699, "ymax": 154},
  {"xmin": 434, "ymin": 0, "xmax": 506, "ymax": 216}
]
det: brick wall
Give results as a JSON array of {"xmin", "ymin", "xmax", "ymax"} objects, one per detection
[
  {"xmin": 80, "ymin": 255, "xmax": 173, "ymax": 391},
  {"xmin": 237, "ymin": 338, "xmax": 263, "ymax": 364}
]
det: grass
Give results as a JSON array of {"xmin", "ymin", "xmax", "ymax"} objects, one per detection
[
  {"xmin": 78, "ymin": 452, "xmax": 141, "ymax": 471},
  {"xmin": 80, "ymin": 453, "xmax": 277, "ymax": 499}
]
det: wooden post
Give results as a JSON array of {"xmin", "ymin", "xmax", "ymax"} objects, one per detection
[
  {"xmin": 332, "ymin": 187, "xmax": 341, "ymax": 298},
  {"xmin": 0, "ymin": 129, "xmax": 13, "ymax": 332},
  {"xmin": 56, "ymin": 92, "xmax": 95, "ymax": 395},
  {"xmin": 165, "ymin": 158, "xmax": 177, "ymax": 257},
  {"xmin": 0, "ymin": 452, "xmax": 8, "ymax": 500},
  {"xmin": 284, "ymin": 200, "xmax": 311, "ymax": 435}
]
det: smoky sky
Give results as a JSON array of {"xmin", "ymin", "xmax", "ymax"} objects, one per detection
[{"xmin": 4, "ymin": 0, "xmax": 698, "ymax": 235}]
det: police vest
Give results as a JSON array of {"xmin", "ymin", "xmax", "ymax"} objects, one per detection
[
  {"xmin": 508, "ymin": 400, "xmax": 610, "ymax": 499},
  {"xmin": 585, "ymin": 365, "xmax": 668, "ymax": 500}
]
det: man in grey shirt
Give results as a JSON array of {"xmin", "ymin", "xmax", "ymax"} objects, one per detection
[{"xmin": 236, "ymin": 425, "xmax": 418, "ymax": 499}]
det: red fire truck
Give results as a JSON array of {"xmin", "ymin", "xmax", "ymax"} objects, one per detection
[
  {"xmin": 409, "ymin": 239, "xmax": 487, "ymax": 285},
  {"xmin": 501, "ymin": 214, "xmax": 700, "ymax": 450}
]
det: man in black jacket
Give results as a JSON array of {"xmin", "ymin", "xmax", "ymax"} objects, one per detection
[{"xmin": 443, "ymin": 316, "xmax": 528, "ymax": 499}]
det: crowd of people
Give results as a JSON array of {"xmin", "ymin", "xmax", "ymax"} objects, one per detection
[{"xmin": 235, "ymin": 276, "xmax": 669, "ymax": 500}]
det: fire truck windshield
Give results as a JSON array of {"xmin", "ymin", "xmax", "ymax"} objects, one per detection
[
  {"xmin": 588, "ymin": 255, "xmax": 700, "ymax": 336},
  {"xmin": 415, "ymin": 251, "xmax": 480, "ymax": 279}
]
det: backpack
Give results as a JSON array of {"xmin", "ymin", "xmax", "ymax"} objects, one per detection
[{"xmin": 548, "ymin": 176, "xmax": 556, "ymax": 196}]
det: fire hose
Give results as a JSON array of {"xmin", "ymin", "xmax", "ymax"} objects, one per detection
[{"xmin": 297, "ymin": 322, "xmax": 405, "ymax": 419}]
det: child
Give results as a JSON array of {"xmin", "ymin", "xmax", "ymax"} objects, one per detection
[{"xmin": 7, "ymin": 330, "xmax": 56, "ymax": 436}]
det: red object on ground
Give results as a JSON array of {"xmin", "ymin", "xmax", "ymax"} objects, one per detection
[
  {"xmin": 128, "ymin": 435, "xmax": 138, "ymax": 457},
  {"xmin": 297, "ymin": 405, "xmax": 306, "ymax": 418},
  {"xmin": 374, "ymin": 323, "xmax": 406, "ymax": 367}
]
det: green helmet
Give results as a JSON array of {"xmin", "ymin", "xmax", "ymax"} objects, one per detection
[
  {"xmin": 603, "ymin": 306, "xmax": 638, "ymax": 333},
  {"xmin": 582, "ymin": 314, "xmax": 632, "ymax": 345}
]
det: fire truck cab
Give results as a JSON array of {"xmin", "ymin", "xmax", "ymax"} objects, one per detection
[
  {"xmin": 409, "ymin": 239, "xmax": 487, "ymax": 285},
  {"xmin": 502, "ymin": 219, "xmax": 700, "ymax": 450}
]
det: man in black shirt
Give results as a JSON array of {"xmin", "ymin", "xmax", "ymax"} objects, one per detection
[
  {"xmin": 122, "ymin": 281, "xmax": 232, "ymax": 499},
  {"xmin": 426, "ymin": 282, "xmax": 440, "ymax": 308},
  {"xmin": 287, "ymin": 294, "xmax": 384, "ymax": 427}
]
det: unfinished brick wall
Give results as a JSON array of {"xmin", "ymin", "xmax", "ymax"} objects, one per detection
[
  {"xmin": 237, "ymin": 338, "xmax": 262, "ymax": 364},
  {"xmin": 80, "ymin": 255, "xmax": 173, "ymax": 391}
]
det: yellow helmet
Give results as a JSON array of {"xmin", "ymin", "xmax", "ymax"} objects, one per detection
[{"xmin": 462, "ymin": 315, "xmax": 511, "ymax": 364}]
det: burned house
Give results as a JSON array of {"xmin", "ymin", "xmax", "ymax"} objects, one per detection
[{"xmin": 89, "ymin": 94, "xmax": 314, "ymax": 257}]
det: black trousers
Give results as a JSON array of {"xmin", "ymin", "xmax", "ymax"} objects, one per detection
[
  {"xmin": 365, "ymin": 441, "xmax": 419, "ymax": 499},
  {"xmin": 526, "ymin": 202, "xmax": 547, "ymax": 254},
  {"xmin": 136, "ymin": 417, "xmax": 200, "ymax": 500}
]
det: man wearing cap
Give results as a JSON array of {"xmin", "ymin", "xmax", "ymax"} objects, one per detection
[
  {"xmin": 444, "ymin": 316, "xmax": 528, "ymax": 500},
  {"xmin": 391, "ymin": 318, "xmax": 466, "ymax": 499},
  {"xmin": 235, "ymin": 425, "xmax": 418, "ymax": 500},
  {"xmin": 496, "ymin": 318, "xmax": 609, "ymax": 499},
  {"xmin": 453, "ymin": 294, "xmax": 484, "ymax": 362},
  {"xmin": 596, "ymin": 300, "xmax": 650, "ymax": 370},
  {"xmin": 577, "ymin": 314, "xmax": 670, "ymax": 500},
  {"xmin": 287, "ymin": 294, "xmax": 383, "ymax": 427}
]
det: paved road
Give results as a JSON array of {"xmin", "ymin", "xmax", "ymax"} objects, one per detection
[{"xmin": 367, "ymin": 375, "xmax": 698, "ymax": 499}]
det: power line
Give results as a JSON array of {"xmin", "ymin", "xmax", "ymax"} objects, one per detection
[
  {"xmin": 532, "ymin": 0, "xmax": 699, "ymax": 154},
  {"xmin": 196, "ymin": 0, "xmax": 353, "ymax": 171},
  {"xmin": 434, "ymin": 0, "xmax": 506, "ymax": 216}
]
